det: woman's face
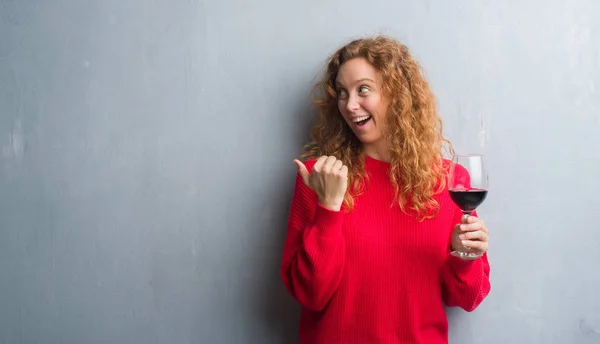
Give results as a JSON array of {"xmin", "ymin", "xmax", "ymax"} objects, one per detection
[{"xmin": 336, "ymin": 58, "xmax": 390, "ymax": 148}]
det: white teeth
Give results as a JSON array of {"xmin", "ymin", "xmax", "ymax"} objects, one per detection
[{"xmin": 352, "ymin": 116, "xmax": 370, "ymax": 123}]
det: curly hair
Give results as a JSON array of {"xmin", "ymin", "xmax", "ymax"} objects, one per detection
[{"xmin": 302, "ymin": 35, "xmax": 453, "ymax": 220}]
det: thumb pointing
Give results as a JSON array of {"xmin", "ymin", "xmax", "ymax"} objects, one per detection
[{"xmin": 293, "ymin": 159, "xmax": 310, "ymax": 186}]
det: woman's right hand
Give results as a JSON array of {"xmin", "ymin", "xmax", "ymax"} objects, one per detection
[{"xmin": 294, "ymin": 156, "xmax": 348, "ymax": 211}]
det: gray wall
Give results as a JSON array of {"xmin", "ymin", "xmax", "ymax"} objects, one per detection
[{"xmin": 1, "ymin": 0, "xmax": 599, "ymax": 343}]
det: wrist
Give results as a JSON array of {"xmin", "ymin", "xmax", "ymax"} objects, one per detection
[{"xmin": 318, "ymin": 198, "xmax": 343, "ymax": 211}]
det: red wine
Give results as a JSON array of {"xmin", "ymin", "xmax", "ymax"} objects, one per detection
[{"xmin": 449, "ymin": 189, "xmax": 488, "ymax": 212}]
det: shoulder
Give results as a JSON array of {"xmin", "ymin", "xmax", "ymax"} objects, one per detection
[{"xmin": 441, "ymin": 158, "xmax": 451, "ymax": 171}]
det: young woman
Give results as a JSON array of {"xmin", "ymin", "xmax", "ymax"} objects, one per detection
[{"xmin": 280, "ymin": 35, "xmax": 491, "ymax": 344}]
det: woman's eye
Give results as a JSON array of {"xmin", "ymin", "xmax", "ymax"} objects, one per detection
[
  {"xmin": 358, "ymin": 86, "xmax": 370, "ymax": 94},
  {"xmin": 337, "ymin": 89, "xmax": 348, "ymax": 98}
]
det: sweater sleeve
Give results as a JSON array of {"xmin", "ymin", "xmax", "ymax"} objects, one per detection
[
  {"xmin": 280, "ymin": 166, "xmax": 346, "ymax": 311},
  {"xmin": 441, "ymin": 209, "xmax": 491, "ymax": 312}
]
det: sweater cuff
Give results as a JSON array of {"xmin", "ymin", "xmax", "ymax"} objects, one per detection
[
  {"xmin": 447, "ymin": 253, "xmax": 481, "ymax": 275},
  {"xmin": 312, "ymin": 203, "xmax": 345, "ymax": 236}
]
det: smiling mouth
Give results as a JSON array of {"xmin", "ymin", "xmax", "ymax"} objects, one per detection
[{"xmin": 352, "ymin": 115, "xmax": 372, "ymax": 127}]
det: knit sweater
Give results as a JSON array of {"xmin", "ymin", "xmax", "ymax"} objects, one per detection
[{"xmin": 280, "ymin": 155, "xmax": 491, "ymax": 344}]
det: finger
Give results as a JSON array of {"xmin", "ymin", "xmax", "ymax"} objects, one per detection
[
  {"xmin": 312, "ymin": 156, "xmax": 328, "ymax": 172},
  {"xmin": 479, "ymin": 223, "xmax": 489, "ymax": 235},
  {"xmin": 293, "ymin": 159, "xmax": 310, "ymax": 186},
  {"xmin": 465, "ymin": 217, "xmax": 488, "ymax": 234},
  {"xmin": 460, "ymin": 222, "xmax": 485, "ymax": 232},
  {"xmin": 333, "ymin": 159, "xmax": 343, "ymax": 171},
  {"xmin": 322, "ymin": 156, "xmax": 337, "ymax": 173},
  {"xmin": 467, "ymin": 216, "xmax": 486, "ymax": 227},
  {"xmin": 459, "ymin": 230, "xmax": 488, "ymax": 242},
  {"xmin": 340, "ymin": 165, "xmax": 348, "ymax": 178},
  {"xmin": 462, "ymin": 215, "xmax": 482, "ymax": 224},
  {"xmin": 460, "ymin": 240, "xmax": 488, "ymax": 252},
  {"xmin": 466, "ymin": 215, "xmax": 480, "ymax": 223}
]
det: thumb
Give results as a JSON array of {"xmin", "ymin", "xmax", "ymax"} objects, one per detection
[
  {"xmin": 293, "ymin": 159, "xmax": 310, "ymax": 186},
  {"xmin": 461, "ymin": 215, "xmax": 470, "ymax": 224}
]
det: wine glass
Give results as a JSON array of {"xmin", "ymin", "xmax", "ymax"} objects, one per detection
[{"xmin": 448, "ymin": 154, "xmax": 489, "ymax": 259}]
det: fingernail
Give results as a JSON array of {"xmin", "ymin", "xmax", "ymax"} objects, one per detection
[
  {"xmin": 461, "ymin": 240, "xmax": 468, "ymax": 246},
  {"xmin": 460, "ymin": 225, "xmax": 467, "ymax": 231},
  {"xmin": 459, "ymin": 234, "xmax": 466, "ymax": 239}
]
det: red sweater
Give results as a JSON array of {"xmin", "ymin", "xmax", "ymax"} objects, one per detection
[{"xmin": 280, "ymin": 155, "xmax": 491, "ymax": 344}]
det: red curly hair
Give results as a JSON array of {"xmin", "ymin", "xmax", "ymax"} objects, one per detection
[{"xmin": 302, "ymin": 35, "xmax": 453, "ymax": 220}]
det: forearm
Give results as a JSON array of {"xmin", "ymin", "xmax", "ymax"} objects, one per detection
[
  {"xmin": 280, "ymin": 177, "xmax": 346, "ymax": 311},
  {"xmin": 441, "ymin": 253, "xmax": 491, "ymax": 312}
]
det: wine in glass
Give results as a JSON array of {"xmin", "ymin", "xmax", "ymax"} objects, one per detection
[{"xmin": 448, "ymin": 154, "xmax": 488, "ymax": 258}]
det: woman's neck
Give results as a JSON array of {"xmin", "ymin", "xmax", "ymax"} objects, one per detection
[{"xmin": 362, "ymin": 140, "xmax": 391, "ymax": 163}]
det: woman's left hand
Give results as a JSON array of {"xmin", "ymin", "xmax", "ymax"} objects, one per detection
[{"xmin": 451, "ymin": 215, "xmax": 489, "ymax": 257}]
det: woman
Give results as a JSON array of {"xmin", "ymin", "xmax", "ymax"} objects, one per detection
[{"xmin": 280, "ymin": 35, "xmax": 491, "ymax": 344}]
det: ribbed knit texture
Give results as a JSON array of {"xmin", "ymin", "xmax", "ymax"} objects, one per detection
[{"xmin": 280, "ymin": 155, "xmax": 491, "ymax": 344}]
